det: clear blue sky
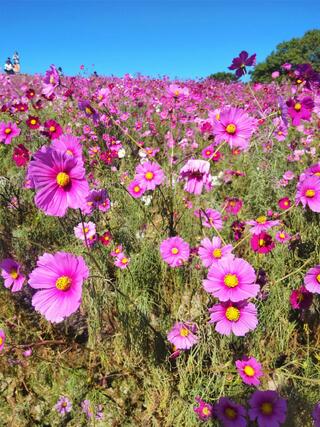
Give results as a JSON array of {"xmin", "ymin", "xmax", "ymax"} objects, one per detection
[{"xmin": 2, "ymin": 0, "xmax": 320, "ymax": 79}]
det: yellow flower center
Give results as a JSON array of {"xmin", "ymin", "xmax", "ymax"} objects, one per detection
[
  {"xmin": 133, "ymin": 185, "xmax": 141, "ymax": 193},
  {"xmin": 294, "ymin": 102, "xmax": 302, "ymax": 111},
  {"xmin": 226, "ymin": 123, "xmax": 237, "ymax": 134},
  {"xmin": 84, "ymin": 227, "xmax": 89, "ymax": 233},
  {"xmin": 224, "ymin": 274, "xmax": 239, "ymax": 288},
  {"xmin": 225, "ymin": 407, "xmax": 236, "ymax": 419},
  {"xmin": 49, "ymin": 126, "xmax": 56, "ymax": 132},
  {"xmin": 279, "ymin": 233, "xmax": 285, "ymax": 239},
  {"xmin": 216, "ymin": 113, "xmax": 220, "ymax": 120},
  {"xmin": 174, "ymin": 90, "xmax": 180, "ymax": 96},
  {"xmin": 55, "ymin": 275, "xmax": 72, "ymax": 291},
  {"xmin": 296, "ymin": 79, "xmax": 302, "ymax": 84},
  {"xmin": 305, "ymin": 189, "xmax": 315, "ymax": 198},
  {"xmin": 171, "ymin": 247, "xmax": 179, "ymax": 255},
  {"xmin": 115, "ymin": 248, "xmax": 121, "ymax": 254},
  {"xmin": 316, "ymin": 274, "xmax": 320, "ymax": 283},
  {"xmin": 5, "ymin": 128, "xmax": 12, "ymax": 134},
  {"xmin": 56, "ymin": 172, "xmax": 70, "ymax": 187},
  {"xmin": 284, "ymin": 200, "xmax": 289, "ymax": 206},
  {"xmin": 261, "ymin": 402, "xmax": 273, "ymax": 415},
  {"xmin": 49, "ymin": 76, "xmax": 55, "ymax": 84},
  {"xmin": 259, "ymin": 239, "xmax": 265, "ymax": 247},
  {"xmin": 145, "ymin": 171, "xmax": 154, "ymax": 180},
  {"xmin": 205, "ymin": 150, "xmax": 211, "ymax": 156},
  {"xmin": 66, "ymin": 149, "xmax": 73, "ymax": 156},
  {"xmin": 180, "ymin": 327, "xmax": 189, "ymax": 337},
  {"xmin": 278, "ymin": 131, "xmax": 283, "ymax": 135},
  {"xmin": 0, "ymin": 337, "xmax": 3, "ymax": 346},
  {"xmin": 225, "ymin": 306, "xmax": 240, "ymax": 321},
  {"xmin": 85, "ymin": 107, "xmax": 92, "ymax": 115},
  {"xmin": 30, "ymin": 119, "xmax": 37, "ymax": 125},
  {"xmin": 256, "ymin": 215, "xmax": 267, "ymax": 224},
  {"xmin": 62, "ymin": 402, "xmax": 67, "ymax": 408},
  {"xmin": 121, "ymin": 257, "xmax": 128, "ymax": 265},
  {"xmin": 244, "ymin": 365, "xmax": 255, "ymax": 377},
  {"xmin": 202, "ymin": 407, "xmax": 210, "ymax": 416},
  {"xmin": 10, "ymin": 269, "xmax": 18, "ymax": 279},
  {"xmin": 212, "ymin": 248, "xmax": 222, "ymax": 258}
]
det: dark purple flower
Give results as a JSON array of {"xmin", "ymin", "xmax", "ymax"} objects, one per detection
[
  {"xmin": 229, "ymin": 51, "xmax": 256, "ymax": 78},
  {"xmin": 290, "ymin": 286, "xmax": 313, "ymax": 310}
]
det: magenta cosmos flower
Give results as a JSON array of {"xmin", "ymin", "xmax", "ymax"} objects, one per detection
[
  {"xmin": 43, "ymin": 119, "xmax": 63, "ymax": 140},
  {"xmin": 198, "ymin": 237, "xmax": 233, "ymax": 268},
  {"xmin": 0, "ymin": 121, "xmax": 21, "ymax": 144},
  {"xmin": 296, "ymin": 175, "xmax": 320, "ymax": 213},
  {"xmin": 193, "ymin": 397, "xmax": 214, "ymax": 422},
  {"xmin": 0, "ymin": 329, "xmax": 5, "ymax": 352},
  {"xmin": 248, "ymin": 390, "xmax": 287, "ymax": 427},
  {"xmin": 127, "ymin": 179, "xmax": 146, "ymax": 198},
  {"xmin": 167, "ymin": 321, "xmax": 198, "ymax": 350},
  {"xmin": 275, "ymin": 230, "xmax": 291, "ymax": 244},
  {"xmin": 28, "ymin": 252, "xmax": 89, "ymax": 323},
  {"xmin": 246, "ymin": 215, "xmax": 280, "ymax": 235},
  {"xmin": 312, "ymin": 403, "xmax": 320, "ymax": 427},
  {"xmin": 203, "ymin": 256, "xmax": 259, "ymax": 302},
  {"xmin": 28, "ymin": 147, "xmax": 89, "ymax": 217},
  {"xmin": 228, "ymin": 50, "xmax": 256, "ymax": 77},
  {"xmin": 304, "ymin": 265, "xmax": 320, "ymax": 294},
  {"xmin": 286, "ymin": 97, "xmax": 314, "ymax": 126},
  {"xmin": 278, "ymin": 197, "xmax": 291, "ymax": 210},
  {"xmin": 224, "ymin": 197, "xmax": 243, "ymax": 215},
  {"xmin": 135, "ymin": 161, "xmax": 165, "ymax": 191},
  {"xmin": 0, "ymin": 258, "xmax": 26, "ymax": 292},
  {"xmin": 160, "ymin": 236, "xmax": 190, "ymax": 268},
  {"xmin": 13, "ymin": 144, "xmax": 30, "ymax": 167},
  {"xmin": 212, "ymin": 107, "xmax": 256, "ymax": 151},
  {"xmin": 179, "ymin": 159, "xmax": 212, "ymax": 195},
  {"xmin": 235, "ymin": 356, "xmax": 263, "ymax": 386},
  {"xmin": 289, "ymin": 286, "xmax": 313, "ymax": 310},
  {"xmin": 215, "ymin": 397, "xmax": 247, "ymax": 427},
  {"xmin": 209, "ymin": 301, "xmax": 258, "ymax": 336},
  {"xmin": 250, "ymin": 232, "xmax": 275, "ymax": 254},
  {"xmin": 194, "ymin": 208, "xmax": 223, "ymax": 229},
  {"xmin": 114, "ymin": 253, "xmax": 130, "ymax": 269},
  {"xmin": 54, "ymin": 396, "xmax": 72, "ymax": 415},
  {"xmin": 51, "ymin": 134, "xmax": 83, "ymax": 163}
]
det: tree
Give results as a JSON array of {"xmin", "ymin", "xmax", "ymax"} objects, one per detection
[
  {"xmin": 251, "ymin": 29, "xmax": 320, "ymax": 82},
  {"xmin": 207, "ymin": 72, "xmax": 238, "ymax": 83}
]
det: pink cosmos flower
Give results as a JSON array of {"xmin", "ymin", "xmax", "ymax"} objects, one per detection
[
  {"xmin": 28, "ymin": 147, "xmax": 89, "ymax": 217},
  {"xmin": 160, "ymin": 236, "xmax": 190, "ymax": 268},
  {"xmin": 248, "ymin": 390, "xmax": 287, "ymax": 427},
  {"xmin": 250, "ymin": 232, "xmax": 275, "ymax": 254},
  {"xmin": 278, "ymin": 197, "xmax": 291, "ymax": 210},
  {"xmin": 0, "ymin": 329, "xmax": 5, "ymax": 352},
  {"xmin": 215, "ymin": 397, "xmax": 247, "ymax": 427},
  {"xmin": 51, "ymin": 134, "xmax": 83, "ymax": 163},
  {"xmin": 203, "ymin": 256, "xmax": 259, "ymax": 302},
  {"xmin": 28, "ymin": 252, "xmax": 89, "ymax": 323},
  {"xmin": 179, "ymin": 159, "xmax": 212, "ymax": 195},
  {"xmin": 304, "ymin": 265, "xmax": 320, "ymax": 294},
  {"xmin": 235, "ymin": 356, "xmax": 263, "ymax": 386},
  {"xmin": 246, "ymin": 215, "xmax": 280, "ymax": 235},
  {"xmin": 224, "ymin": 197, "xmax": 243, "ymax": 215},
  {"xmin": 127, "ymin": 180, "xmax": 146, "ymax": 198},
  {"xmin": 135, "ymin": 161, "xmax": 165, "ymax": 190},
  {"xmin": 194, "ymin": 208, "xmax": 223, "ymax": 229},
  {"xmin": 312, "ymin": 403, "xmax": 320, "ymax": 427},
  {"xmin": 114, "ymin": 253, "xmax": 130, "ymax": 269},
  {"xmin": 167, "ymin": 84, "xmax": 189, "ymax": 99},
  {"xmin": 193, "ymin": 397, "xmax": 214, "ymax": 422},
  {"xmin": 74, "ymin": 221, "xmax": 96, "ymax": 241},
  {"xmin": 287, "ymin": 97, "xmax": 314, "ymax": 126},
  {"xmin": 111, "ymin": 245, "xmax": 123, "ymax": 257},
  {"xmin": 0, "ymin": 258, "xmax": 25, "ymax": 292},
  {"xmin": 290, "ymin": 286, "xmax": 313, "ymax": 310},
  {"xmin": 198, "ymin": 237, "xmax": 233, "ymax": 268},
  {"xmin": 54, "ymin": 396, "xmax": 72, "ymax": 415},
  {"xmin": 0, "ymin": 121, "xmax": 21, "ymax": 144},
  {"xmin": 296, "ymin": 175, "xmax": 320, "ymax": 212},
  {"xmin": 275, "ymin": 230, "xmax": 291, "ymax": 243},
  {"xmin": 209, "ymin": 301, "xmax": 258, "ymax": 336},
  {"xmin": 85, "ymin": 189, "xmax": 110, "ymax": 213},
  {"xmin": 212, "ymin": 107, "xmax": 257, "ymax": 151},
  {"xmin": 167, "ymin": 321, "xmax": 198, "ymax": 350}
]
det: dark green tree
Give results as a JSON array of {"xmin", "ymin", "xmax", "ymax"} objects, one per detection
[
  {"xmin": 251, "ymin": 29, "xmax": 320, "ymax": 82},
  {"xmin": 207, "ymin": 71, "xmax": 238, "ymax": 83}
]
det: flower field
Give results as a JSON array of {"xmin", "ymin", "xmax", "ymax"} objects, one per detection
[{"xmin": 0, "ymin": 60, "xmax": 320, "ymax": 426}]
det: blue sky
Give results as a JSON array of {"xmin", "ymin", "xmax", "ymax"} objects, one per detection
[{"xmin": 2, "ymin": 0, "xmax": 320, "ymax": 79}]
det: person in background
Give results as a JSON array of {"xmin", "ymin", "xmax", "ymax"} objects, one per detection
[
  {"xmin": 13, "ymin": 51, "xmax": 20, "ymax": 74},
  {"xmin": 4, "ymin": 58, "xmax": 14, "ymax": 74},
  {"xmin": 57, "ymin": 67, "xmax": 63, "ymax": 77}
]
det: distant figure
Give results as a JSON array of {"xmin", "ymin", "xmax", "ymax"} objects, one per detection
[
  {"xmin": 93, "ymin": 71, "xmax": 98, "ymax": 77},
  {"xmin": 4, "ymin": 58, "xmax": 14, "ymax": 75},
  {"xmin": 12, "ymin": 51, "xmax": 20, "ymax": 74},
  {"xmin": 57, "ymin": 67, "xmax": 63, "ymax": 77}
]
